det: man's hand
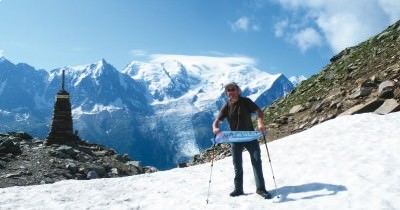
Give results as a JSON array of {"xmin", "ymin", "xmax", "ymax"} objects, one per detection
[
  {"xmin": 212, "ymin": 119, "xmax": 221, "ymax": 135},
  {"xmin": 213, "ymin": 127, "xmax": 220, "ymax": 135},
  {"xmin": 257, "ymin": 123, "xmax": 266, "ymax": 134},
  {"xmin": 256, "ymin": 109, "xmax": 266, "ymax": 134}
]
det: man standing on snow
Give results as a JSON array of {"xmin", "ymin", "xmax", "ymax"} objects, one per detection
[{"xmin": 212, "ymin": 82, "xmax": 272, "ymax": 199}]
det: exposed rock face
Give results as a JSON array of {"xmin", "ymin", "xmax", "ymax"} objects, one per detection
[
  {"xmin": 0, "ymin": 132, "xmax": 157, "ymax": 188},
  {"xmin": 374, "ymin": 99, "xmax": 400, "ymax": 114},
  {"xmin": 338, "ymin": 99, "xmax": 384, "ymax": 116},
  {"xmin": 262, "ymin": 20, "xmax": 400, "ymax": 141}
]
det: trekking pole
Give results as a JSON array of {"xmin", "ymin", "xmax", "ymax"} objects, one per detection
[
  {"xmin": 206, "ymin": 135, "xmax": 217, "ymax": 205},
  {"xmin": 263, "ymin": 135, "xmax": 280, "ymax": 199}
]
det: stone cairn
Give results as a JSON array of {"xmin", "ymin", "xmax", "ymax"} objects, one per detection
[{"xmin": 45, "ymin": 70, "xmax": 81, "ymax": 145}]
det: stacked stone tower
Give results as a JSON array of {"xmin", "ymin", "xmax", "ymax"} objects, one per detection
[{"xmin": 45, "ymin": 70, "xmax": 80, "ymax": 145}]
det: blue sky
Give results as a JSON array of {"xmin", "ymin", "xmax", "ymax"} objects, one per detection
[{"xmin": 1, "ymin": 0, "xmax": 399, "ymax": 77}]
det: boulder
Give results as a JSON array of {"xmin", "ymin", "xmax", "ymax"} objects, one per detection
[
  {"xmin": 374, "ymin": 99, "xmax": 400, "ymax": 115},
  {"xmin": 144, "ymin": 166, "xmax": 158, "ymax": 173},
  {"xmin": 66, "ymin": 162, "xmax": 78, "ymax": 173},
  {"xmin": 349, "ymin": 86, "xmax": 373, "ymax": 99},
  {"xmin": 126, "ymin": 161, "xmax": 141, "ymax": 168},
  {"xmin": 89, "ymin": 166, "xmax": 107, "ymax": 177},
  {"xmin": 7, "ymin": 132, "xmax": 33, "ymax": 140},
  {"xmin": 87, "ymin": 170, "xmax": 99, "ymax": 179},
  {"xmin": 0, "ymin": 140, "xmax": 22, "ymax": 155},
  {"xmin": 0, "ymin": 160, "xmax": 6, "ymax": 169},
  {"xmin": 115, "ymin": 153, "xmax": 130, "ymax": 163},
  {"xmin": 111, "ymin": 168, "xmax": 119, "ymax": 176},
  {"xmin": 56, "ymin": 145, "xmax": 77, "ymax": 158},
  {"xmin": 289, "ymin": 105, "xmax": 304, "ymax": 114},
  {"xmin": 378, "ymin": 80, "xmax": 395, "ymax": 99},
  {"xmin": 313, "ymin": 102, "xmax": 325, "ymax": 112},
  {"xmin": 339, "ymin": 98, "xmax": 384, "ymax": 116}
]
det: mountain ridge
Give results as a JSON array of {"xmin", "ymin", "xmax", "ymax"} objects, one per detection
[{"xmin": 0, "ymin": 56, "xmax": 294, "ymax": 169}]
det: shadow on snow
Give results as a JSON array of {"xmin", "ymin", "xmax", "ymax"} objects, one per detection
[{"xmin": 273, "ymin": 182, "xmax": 347, "ymax": 202}]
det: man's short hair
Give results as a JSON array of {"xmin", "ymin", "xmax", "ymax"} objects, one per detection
[{"xmin": 224, "ymin": 82, "xmax": 242, "ymax": 95}]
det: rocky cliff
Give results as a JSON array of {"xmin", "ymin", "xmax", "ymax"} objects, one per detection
[{"xmin": 264, "ymin": 20, "xmax": 400, "ymax": 141}]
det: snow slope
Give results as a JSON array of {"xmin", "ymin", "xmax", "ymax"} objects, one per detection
[{"xmin": 1, "ymin": 112, "xmax": 399, "ymax": 210}]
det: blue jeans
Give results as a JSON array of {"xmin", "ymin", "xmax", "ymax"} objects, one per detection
[{"xmin": 231, "ymin": 140, "xmax": 266, "ymax": 191}]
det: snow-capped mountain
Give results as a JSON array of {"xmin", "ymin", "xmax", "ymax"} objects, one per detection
[
  {"xmin": 0, "ymin": 56, "xmax": 294, "ymax": 169},
  {"xmin": 47, "ymin": 59, "xmax": 151, "ymax": 162},
  {"xmin": 0, "ymin": 58, "xmax": 50, "ymax": 137},
  {"xmin": 123, "ymin": 55, "xmax": 294, "ymax": 168},
  {"xmin": 289, "ymin": 75, "xmax": 307, "ymax": 86}
]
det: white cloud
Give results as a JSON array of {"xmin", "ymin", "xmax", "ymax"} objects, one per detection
[
  {"xmin": 231, "ymin": 16, "xmax": 260, "ymax": 32},
  {"xmin": 292, "ymin": 27, "xmax": 322, "ymax": 52},
  {"xmin": 129, "ymin": 49, "xmax": 148, "ymax": 57},
  {"xmin": 378, "ymin": 0, "xmax": 400, "ymax": 22},
  {"xmin": 273, "ymin": 0, "xmax": 400, "ymax": 53},
  {"xmin": 150, "ymin": 54, "xmax": 256, "ymax": 66},
  {"xmin": 0, "ymin": 49, "xmax": 4, "ymax": 57},
  {"xmin": 274, "ymin": 19, "xmax": 289, "ymax": 37}
]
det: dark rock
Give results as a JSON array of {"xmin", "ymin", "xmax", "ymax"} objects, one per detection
[
  {"xmin": 313, "ymin": 102, "xmax": 325, "ymax": 112},
  {"xmin": 379, "ymin": 88, "xmax": 395, "ymax": 99},
  {"xmin": 7, "ymin": 132, "xmax": 33, "ymax": 140},
  {"xmin": 75, "ymin": 173, "xmax": 86, "ymax": 180},
  {"xmin": 330, "ymin": 47, "xmax": 353, "ymax": 62},
  {"xmin": 350, "ymin": 86, "xmax": 373, "ymax": 99},
  {"xmin": 87, "ymin": 170, "xmax": 99, "ymax": 179},
  {"xmin": 56, "ymin": 145, "xmax": 76, "ymax": 158},
  {"xmin": 378, "ymin": 80, "xmax": 395, "ymax": 99},
  {"xmin": 125, "ymin": 164, "xmax": 142, "ymax": 175},
  {"xmin": 308, "ymin": 96, "xmax": 318, "ymax": 102},
  {"xmin": 178, "ymin": 162, "xmax": 188, "ymax": 168},
  {"xmin": 0, "ymin": 140, "xmax": 22, "ymax": 155},
  {"xmin": 93, "ymin": 150, "xmax": 108, "ymax": 157},
  {"xmin": 115, "ymin": 153, "xmax": 130, "ymax": 163},
  {"xmin": 0, "ymin": 160, "xmax": 6, "ymax": 168},
  {"xmin": 1, "ymin": 171, "xmax": 31, "ymax": 179},
  {"xmin": 66, "ymin": 162, "xmax": 78, "ymax": 173},
  {"xmin": 62, "ymin": 172, "xmax": 74, "ymax": 179},
  {"xmin": 144, "ymin": 166, "xmax": 158, "ymax": 173},
  {"xmin": 126, "ymin": 161, "xmax": 141, "ymax": 168},
  {"xmin": 89, "ymin": 166, "xmax": 107, "ymax": 177},
  {"xmin": 275, "ymin": 117, "xmax": 288, "ymax": 124}
]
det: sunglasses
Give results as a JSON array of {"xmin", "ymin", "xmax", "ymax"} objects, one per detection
[{"xmin": 226, "ymin": 88, "xmax": 236, "ymax": 92}]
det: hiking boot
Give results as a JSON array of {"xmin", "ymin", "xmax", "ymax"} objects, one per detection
[
  {"xmin": 256, "ymin": 189, "xmax": 272, "ymax": 199},
  {"xmin": 229, "ymin": 189, "xmax": 244, "ymax": 197}
]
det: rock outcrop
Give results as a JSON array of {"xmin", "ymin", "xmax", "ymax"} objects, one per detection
[
  {"xmin": 0, "ymin": 132, "xmax": 157, "ymax": 188},
  {"xmin": 263, "ymin": 20, "xmax": 400, "ymax": 141}
]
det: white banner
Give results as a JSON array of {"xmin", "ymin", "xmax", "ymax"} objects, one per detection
[{"xmin": 212, "ymin": 131, "xmax": 264, "ymax": 143}]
